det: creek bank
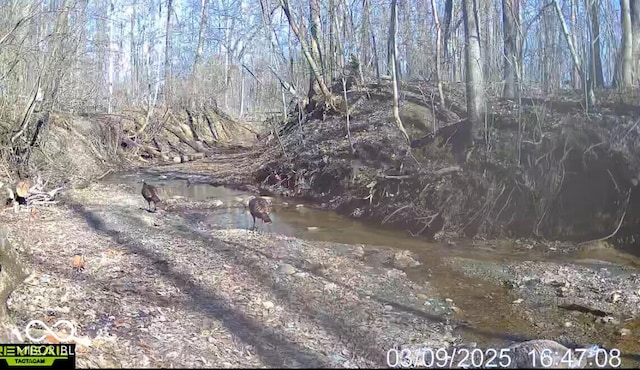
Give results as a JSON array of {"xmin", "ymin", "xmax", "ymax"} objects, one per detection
[
  {"xmin": 254, "ymin": 83, "xmax": 640, "ymax": 250},
  {"xmin": 3, "ymin": 181, "xmax": 462, "ymax": 368},
  {"xmin": 446, "ymin": 255, "xmax": 640, "ymax": 356}
]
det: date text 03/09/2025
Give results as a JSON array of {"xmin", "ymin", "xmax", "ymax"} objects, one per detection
[{"xmin": 386, "ymin": 346, "xmax": 623, "ymax": 368}]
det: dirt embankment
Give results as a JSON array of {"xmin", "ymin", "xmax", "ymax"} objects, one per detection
[{"xmin": 254, "ymin": 82, "xmax": 640, "ymax": 249}]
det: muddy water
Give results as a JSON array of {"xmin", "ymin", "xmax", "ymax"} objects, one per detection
[{"xmin": 106, "ymin": 171, "xmax": 640, "ymax": 364}]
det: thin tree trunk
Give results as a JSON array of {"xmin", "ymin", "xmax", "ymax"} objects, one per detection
[
  {"xmin": 570, "ymin": 0, "xmax": 580, "ymax": 89},
  {"xmin": 502, "ymin": 0, "xmax": 519, "ymax": 99},
  {"xmin": 279, "ymin": 0, "xmax": 333, "ymax": 102},
  {"xmin": 390, "ymin": 0, "xmax": 410, "ymax": 143},
  {"xmin": 308, "ymin": 0, "xmax": 323, "ymax": 97},
  {"xmin": 630, "ymin": 0, "xmax": 640, "ymax": 82},
  {"xmin": 462, "ymin": 0, "xmax": 485, "ymax": 127},
  {"xmin": 621, "ymin": 0, "xmax": 634, "ymax": 86},
  {"xmin": 164, "ymin": 0, "xmax": 173, "ymax": 103},
  {"xmin": 552, "ymin": 0, "xmax": 596, "ymax": 106},
  {"xmin": 430, "ymin": 0, "xmax": 445, "ymax": 105},
  {"xmin": 193, "ymin": 0, "xmax": 208, "ymax": 75},
  {"xmin": 360, "ymin": 0, "xmax": 371, "ymax": 80},
  {"xmin": 588, "ymin": 0, "xmax": 605, "ymax": 87}
]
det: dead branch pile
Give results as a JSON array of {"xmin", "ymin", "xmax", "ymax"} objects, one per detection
[{"xmin": 3, "ymin": 176, "xmax": 62, "ymax": 210}]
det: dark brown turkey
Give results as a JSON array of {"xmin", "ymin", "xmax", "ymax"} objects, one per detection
[
  {"xmin": 141, "ymin": 180, "xmax": 161, "ymax": 212},
  {"xmin": 248, "ymin": 197, "xmax": 272, "ymax": 230}
]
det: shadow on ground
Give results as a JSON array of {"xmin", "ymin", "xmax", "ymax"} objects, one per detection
[{"xmin": 63, "ymin": 200, "xmax": 640, "ymax": 367}]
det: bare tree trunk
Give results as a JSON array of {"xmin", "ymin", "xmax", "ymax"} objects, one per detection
[
  {"xmin": 502, "ymin": 0, "xmax": 519, "ymax": 99},
  {"xmin": 430, "ymin": 0, "xmax": 445, "ymax": 105},
  {"xmin": 308, "ymin": 0, "xmax": 324, "ymax": 97},
  {"xmin": 365, "ymin": 0, "xmax": 381, "ymax": 82},
  {"xmin": 193, "ymin": 0, "xmax": 208, "ymax": 75},
  {"xmin": 587, "ymin": 0, "xmax": 605, "ymax": 87},
  {"xmin": 360, "ymin": 0, "xmax": 371, "ymax": 80},
  {"xmin": 387, "ymin": 0, "xmax": 401, "ymax": 83},
  {"xmin": 621, "ymin": 0, "xmax": 634, "ymax": 86},
  {"xmin": 328, "ymin": 0, "xmax": 336, "ymax": 80},
  {"xmin": 443, "ymin": 0, "xmax": 454, "ymax": 73},
  {"xmin": 107, "ymin": 0, "xmax": 114, "ymax": 113},
  {"xmin": 552, "ymin": 0, "xmax": 596, "ymax": 106},
  {"xmin": 279, "ymin": 0, "xmax": 333, "ymax": 103},
  {"xmin": 630, "ymin": 0, "xmax": 640, "ymax": 82},
  {"xmin": 164, "ymin": 0, "xmax": 173, "ymax": 104},
  {"xmin": 570, "ymin": 0, "xmax": 580, "ymax": 89},
  {"xmin": 130, "ymin": 4, "xmax": 138, "ymax": 98},
  {"xmin": 462, "ymin": 0, "xmax": 485, "ymax": 127},
  {"xmin": 390, "ymin": 0, "xmax": 410, "ymax": 143}
]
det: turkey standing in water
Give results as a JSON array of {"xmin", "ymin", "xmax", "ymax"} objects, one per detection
[
  {"xmin": 248, "ymin": 197, "xmax": 272, "ymax": 231},
  {"xmin": 141, "ymin": 180, "xmax": 161, "ymax": 212}
]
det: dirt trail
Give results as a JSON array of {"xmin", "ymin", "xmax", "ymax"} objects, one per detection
[{"xmin": 4, "ymin": 179, "xmax": 456, "ymax": 368}]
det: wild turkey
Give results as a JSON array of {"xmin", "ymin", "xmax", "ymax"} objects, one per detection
[
  {"xmin": 141, "ymin": 180, "xmax": 161, "ymax": 212},
  {"xmin": 248, "ymin": 197, "xmax": 272, "ymax": 230}
]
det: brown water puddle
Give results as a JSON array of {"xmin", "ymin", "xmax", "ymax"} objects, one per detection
[{"xmin": 107, "ymin": 171, "xmax": 640, "ymax": 365}]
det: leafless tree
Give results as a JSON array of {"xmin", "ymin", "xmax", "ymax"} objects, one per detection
[{"xmin": 462, "ymin": 0, "xmax": 485, "ymax": 127}]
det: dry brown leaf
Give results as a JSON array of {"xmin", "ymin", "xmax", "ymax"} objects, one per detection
[
  {"xmin": 16, "ymin": 181, "xmax": 31, "ymax": 198},
  {"xmin": 44, "ymin": 334, "xmax": 59, "ymax": 344},
  {"xmin": 72, "ymin": 255, "xmax": 85, "ymax": 269}
]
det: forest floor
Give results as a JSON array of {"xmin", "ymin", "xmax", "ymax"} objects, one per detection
[
  {"xmin": 1, "ymin": 147, "xmax": 639, "ymax": 368},
  {"xmin": 3, "ymin": 176, "xmax": 458, "ymax": 368}
]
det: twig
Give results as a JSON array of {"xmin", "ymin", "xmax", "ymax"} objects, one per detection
[
  {"xmin": 433, "ymin": 166, "xmax": 461, "ymax": 176},
  {"xmin": 376, "ymin": 174, "xmax": 413, "ymax": 180},
  {"xmin": 95, "ymin": 168, "xmax": 114, "ymax": 181},
  {"xmin": 382, "ymin": 204, "xmax": 411, "ymax": 224},
  {"xmin": 342, "ymin": 78, "xmax": 354, "ymax": 154}
]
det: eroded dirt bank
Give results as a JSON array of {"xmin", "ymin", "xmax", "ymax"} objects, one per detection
[{"xmin": 249, "ymin": 84, "xmax": 640, "ymax": 250}]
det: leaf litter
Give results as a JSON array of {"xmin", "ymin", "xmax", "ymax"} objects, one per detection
[{"xmin": 3, "ymin": 181, "xmax": 457, "ymax": 368}]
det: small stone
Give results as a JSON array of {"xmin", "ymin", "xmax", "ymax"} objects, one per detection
[
  {"xmin": 609, "ymin": 292, "xmax": 622, "ymax": 304},
  {"xmin": 392, "ymin": 250, "xmax": 421, "ymax": 269},
  {"xmin": 353, "ymin": 246, "xmax": 365, "ymax": 258},
  {"xmin": 512, "ymin": 298, "xmax": 524, "ymax": 304},
  {"xmin": 277, "ymin": 263, "xmax": 296, "ymax": 275},
  {"xmin": 281, "ymin": 202, "xmax": 289, "ymax": 207},
  {"xmin": 212, "ymin": 200, "xmax": 224, "ymax": 207},
  {"xmin": 307, "ymin": 226, "xmax": 319, "ymax": 231},
  {"xmin": 172, "ymin": 156, "xmax": 181, "ymax": 163},
  {"xmin": 384, "ymin": 305, "xmax": 393, "ymax": 311},
  {"xmin": 262, "ymin": 301, "xmax": 275, "ymax": 310},
  {"xmin": 57, "ymin": 306, "xmax": 71, "ymax": 314},
  {"xmin": 451, "ymin": 306, "xmax": 462, "ymax": 314},
  {"xmin": 445, "ymin": 298, "xmax": 453, "ymax": 303},
  {"xmin": 417, "ymin": 294, "xmax": 428, "ymax": 301},
  {"xmin": 596, "ymin": 316, "xmax": 620, "ymax": 325},
  {"xmin": 386, "ymin": 269, "xmax": 406, "ymax": 278},
  {"xmin": 295, "ymin": 204, "xmax": 304, "ymax": 208},
  {"xmin": 618, "ymin": 328, "xmax": 631, "ymax": 336},
  {"xmin": 563, "ymin": 321, "xmax": 573, "ymax": 328},
  {"xmin": 324, "ymin": 283, "xmax": 337, "ymax": 291}
]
